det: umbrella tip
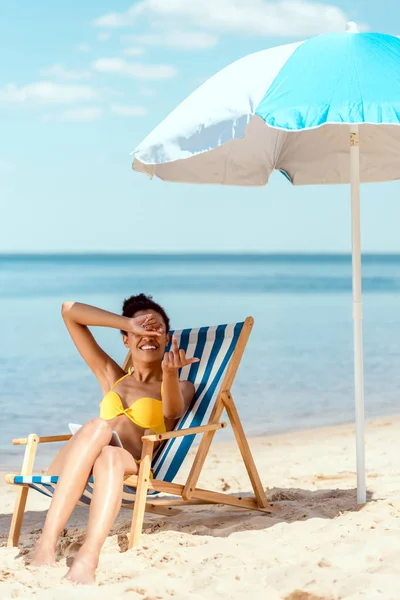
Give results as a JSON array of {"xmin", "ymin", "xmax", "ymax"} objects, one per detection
[{"xmin": 345, "ymin": 21, "xmax": 360, "ymax": 33}]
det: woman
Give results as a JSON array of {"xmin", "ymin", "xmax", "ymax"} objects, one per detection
[{"xmin": 31, "ymin": 294, "xmax": 198, "ymax": 584}]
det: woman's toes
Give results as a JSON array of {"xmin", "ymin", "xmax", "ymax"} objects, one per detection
[
  {"xmin": 63, "ymin": 550, "xmax": 98, "ymax": 585},
  {"xmin": 31, "ymin": 545, "xmax": 57, "ymax": 568}
]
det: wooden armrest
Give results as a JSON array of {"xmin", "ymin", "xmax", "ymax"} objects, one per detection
[
  {"xmin": 142, "ymin": 422, "xmax": 227, "ymax": 443},
  {"xmin": 12, "ymin": 434, "xmax": 72, "ymax": 446},
  {"xmin": 5, "ymin": 474, "xmax": 19, "ymax": 484}
]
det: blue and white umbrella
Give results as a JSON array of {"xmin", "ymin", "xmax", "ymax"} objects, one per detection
[{"xmin": 132, "ymin": 23, "xmax": 400, "ymax": 504}]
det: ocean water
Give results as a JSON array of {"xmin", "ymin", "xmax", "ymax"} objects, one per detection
[{"xmin": 1, "ymin": 253, "xmax": 400, "ymax": 469}]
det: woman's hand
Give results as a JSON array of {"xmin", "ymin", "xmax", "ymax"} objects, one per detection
[
  {"xmin": 162, "ymin": 336, "xmax": 199, "ymax": 372},
  {"xmin": 127, "ymin": 314, "xmax": 164, "ymax": 337}
]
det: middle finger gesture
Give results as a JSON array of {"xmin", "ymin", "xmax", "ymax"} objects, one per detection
[{"xmin": 162, "ymin": 336, "xmax": 200, "ymax": 372}]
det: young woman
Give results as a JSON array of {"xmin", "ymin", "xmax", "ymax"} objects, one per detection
[{"xmin": 31, "ymin": 294, "xmax": 198, "ymax": 584}]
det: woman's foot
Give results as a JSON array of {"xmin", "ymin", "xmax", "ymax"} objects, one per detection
[
  {"xmin": 64, "ymin": 547, "xmax": 98, "ymax": 585},
  {"xmin": 31, "ymin": 539, "xmax": 57, "ymax": 567}
]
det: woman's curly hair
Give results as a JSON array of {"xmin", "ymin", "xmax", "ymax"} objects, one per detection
[{"xmin": 120, "ymin": 293, "xmax": 170, "ymax": 335}]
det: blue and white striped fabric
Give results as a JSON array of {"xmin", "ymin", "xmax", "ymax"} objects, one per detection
[
  {"xmin": 132, "ymin": 24, "xmax": 400, "ymax": 186},
  {"xmin": 11, "ymin": 322, "xmax": 244, "ymax": 508}
]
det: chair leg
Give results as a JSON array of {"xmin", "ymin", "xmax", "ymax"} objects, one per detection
[
  {"xmin": 128, "ymin": 440, "xmax": 154, "ymax": 549},
  {"xmin": 7, "ymin": 434, "xmax": 39, "ymax": 547},
  {"xmin": 222, "ymin": 391, "xmax": 269, "ymax": 508},
  {"xmin": 8, "ymin": 487, "xmax": 29, "ymax": 547}
]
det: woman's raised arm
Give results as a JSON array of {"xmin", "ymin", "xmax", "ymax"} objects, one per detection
[{"xmin": 61, "ymin": 302, "xmax": 129, "ymax": 392}]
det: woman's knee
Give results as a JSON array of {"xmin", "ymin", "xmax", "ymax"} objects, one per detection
[
  {"xmin": 93, "ymin": 446, "xmax": 124, "ymax": 473},
  {"xmin": 81, "ymin": 418, "xmax": 112, "ymax": 442}
]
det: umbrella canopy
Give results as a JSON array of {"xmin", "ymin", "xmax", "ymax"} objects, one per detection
[
  {"xmin": 132, "ymin": 23, "xmax": 400, "ymax": 504},
  {"xmin": 133, "ymin": 24, "xmax": 400, "ymax": 186}
]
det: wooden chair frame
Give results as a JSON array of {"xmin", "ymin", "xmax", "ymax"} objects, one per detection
[{"xmin": 6, "ymin": 317, "xmax": 278, "ymax": 549}]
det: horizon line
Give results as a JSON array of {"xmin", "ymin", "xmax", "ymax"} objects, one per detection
[{"xmin": 2, "ymin": 251, "xmax": 400, "ymax": 258}]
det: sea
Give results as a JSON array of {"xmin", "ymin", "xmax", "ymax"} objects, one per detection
[{"xmin": 1, "ymin": 253, "xmax": 400, "ymax": 469}]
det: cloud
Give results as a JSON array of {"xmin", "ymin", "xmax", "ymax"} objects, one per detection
[
  {"xmin": 40, "ymin": 64, "xmax": 91, "ymax": 81},
  {"xmin": 97, "ymin": 32, "xmax": 111, "ymax": 41},
  {"xmin": 77, "ymin": 43, "xmax": 91, "ymax": 52},
  {"xmin": 94, "ymin": 0, "xmax": 351, "ymax": 38},
  {"xmin": 111, "ymin": 104, "xmax": 147, "ymax": 116},
  {"xmin": 43, "ymin": 107, "xmax": 102, "ymax": 121},
  {"xmin": 129, "ymin": 30, "xmax": 218, "ymax": 49},
  {"xmin": 123, "ymin": 46, "xmax": 145, "ymax": 56},
  {"xmin": 92, "ymin": 58, "xmax": 176, "ymax": 79},
  {"xmin": 94, "ymin": 12, "xmax": 124, "ymax": 28},
  {"xmin": 0, "ymin": 82, "xmax": 98, "ymax": 105}
]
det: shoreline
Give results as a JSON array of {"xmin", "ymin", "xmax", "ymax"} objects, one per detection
[
  {"xmin": 253, "ymin": 411, "xmax": 400, "ymax": 443},
  {"xmin": 3, "ymin": 412, "xmax": 400, "ymax": 473}
]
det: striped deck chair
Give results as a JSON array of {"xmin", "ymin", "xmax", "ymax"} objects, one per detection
[{"xmin": 6, "ymin": 317, "xmax": 278, "ymax": 549}]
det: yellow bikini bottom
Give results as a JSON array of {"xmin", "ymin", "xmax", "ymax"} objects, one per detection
[{"xmin": 135, "ymin": 458, "xmax": 154, "ymax": 479}]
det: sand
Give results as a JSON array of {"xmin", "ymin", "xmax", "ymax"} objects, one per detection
[{"xmin": 1, "ymin": 416, "xmax": 400, "ymax": 599}]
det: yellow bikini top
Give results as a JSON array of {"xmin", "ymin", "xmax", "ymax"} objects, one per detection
[{"xmin": 99, "ymin": 368, "xmax": 166, "ymax": 434}]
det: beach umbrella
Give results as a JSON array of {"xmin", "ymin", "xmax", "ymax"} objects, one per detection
[{"xmin": 131, "ymin": 22, "xmax": 400, "ymax": 504}]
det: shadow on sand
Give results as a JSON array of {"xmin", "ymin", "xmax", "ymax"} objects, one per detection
[{"xmin": 0, "ymin": 485, "xmax": 374, "ymax": 563}]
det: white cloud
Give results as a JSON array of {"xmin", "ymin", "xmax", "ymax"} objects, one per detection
[
  {"xmin": 94, "ymin": 0, "xmax": 351, "ymax": 38},
  {"xmin": 111, "ymin": 104, "xmax": 147, "ymax": 116},
  {"xmin": 130, "ymin": 30, "xmax": 218, "ymax": 49},
  {"xmin": 123, "ymin": 46, "xmax": 145, "ymax": 56},
  {"xmin": 40, "ymin": 64, "xmax": 91, "ymax": 81},
  {"xmin": 94, "ymin": 12, "xmax": 123, "ymax": 28},
  {"xmin": 77, "ymin": 43, "xmax": 91, "ymax": 52},
  {"xmin": 92, "ymin": 58, "xmax": 176, "ymax": 79},
  {"xmin": 0, "ymin": 82, "xmax": 98, "ymax": 105},
  {"xmin": 97, "ymin": 32, "xmax": 111, "ymax": 41},
  {"xmin": 43, "ymin": 107, "xmax": 103, "ymax": 121}
]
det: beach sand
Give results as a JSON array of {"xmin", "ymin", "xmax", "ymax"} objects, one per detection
[{"xmin": 1, "ymin": 416, "xmax": 400, "ymax": 599}]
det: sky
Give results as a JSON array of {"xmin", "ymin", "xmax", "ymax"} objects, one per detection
[{"xmin": 1, "ymin": 0, "xmax": 400, "ymax": 254}]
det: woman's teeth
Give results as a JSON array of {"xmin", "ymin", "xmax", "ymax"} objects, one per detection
[{"xmin": 141, "ymin": 345, "xmax": 157, "ymax": 351}]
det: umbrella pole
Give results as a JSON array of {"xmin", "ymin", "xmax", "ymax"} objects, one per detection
[{"xmin": 350, "ymin": 124, "xmax": 366, "ymax": 504}]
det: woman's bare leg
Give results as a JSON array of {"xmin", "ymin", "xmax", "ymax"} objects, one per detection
[
  {"xmin": 65, "ymin": 446, "xmax": 138, "ymax": 584},
  {"xmin": 32, "ymin": 418, "xmax": 112, "ymax": 567}
]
